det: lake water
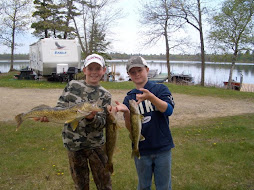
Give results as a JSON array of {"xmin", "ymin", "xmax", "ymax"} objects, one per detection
[
  {"xmin": 107, "ymin": 60, "xmax": 254, "ymax": 86},
  {"xmin": 1, "ymin": 60, "xmax": 254, "ymax": 86}
]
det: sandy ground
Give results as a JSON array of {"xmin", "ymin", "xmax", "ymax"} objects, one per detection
[{"xmin": 1, "ymin": 87, "xmax": 254, "ymax": 127}]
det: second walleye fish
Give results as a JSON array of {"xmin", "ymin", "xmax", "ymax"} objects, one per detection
[
  {"xmin": 129, "ymin": 99, "xmax": 145, "ymax": 159},
  {"xmin": 105, "ymin": 106, "xmax": 119, "ymax": 174},
  {"xmin": 15, "ymin": 102, "xmax": 102, "ymax": 131}
]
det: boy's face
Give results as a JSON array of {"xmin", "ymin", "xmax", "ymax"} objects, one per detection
[
  {"xmin": 128, "ymin": 67, "xmax": 149, "ymax": 86},
  {"xmin": 83, "ymin": 62, "xmax": 106, "ymax": 85}
]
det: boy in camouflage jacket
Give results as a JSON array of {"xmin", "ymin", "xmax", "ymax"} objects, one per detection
[{"xmin": 37, "ymin": 54, "xmax": 112, "ymax": 190}]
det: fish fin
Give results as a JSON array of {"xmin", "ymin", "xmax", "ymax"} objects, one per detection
[
  {"xmin": 139, "ymin": 134, "xmax": 145, "ymax": 141},
  {"xmin": 131, "ymin": 149, "xmax": 140, "ymax": 159},
  {"xmin": 15, "ymin": 113, "xmax": 24, "ymax": 131},
  {"xmin": 69, "ymin": 120, "xmax": 79, "ymax": 131},
  {"xmin": 105, "ymin": 163, "xmax": 114, "ymax": 174},
  {"xmin": 31, "ymin": 104, "xmax": 51, "ymax": 111},
  {"xmin": 65, "ymin": 119, "xmax": 73, "ymax": 124},
  {"xmin": 140, "ymin": 115, "xmax": 144, "ymax": 122}
]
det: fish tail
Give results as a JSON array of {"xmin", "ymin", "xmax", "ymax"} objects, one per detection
[
  {"xmin": 131, "ymin": 149, "xmax": 140, "ymax": 159},
  {"xmin": 15, "ymin": 113, "xmax": 24, "ymax": 131},
  {"xmin": 105, "ymin": 163, "xmax": 114, "ymax": 174}
]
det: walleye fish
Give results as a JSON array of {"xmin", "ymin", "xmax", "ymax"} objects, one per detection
[
  {"xmin": 15, "ymin": 102, "xmax": 102, "ymax": 131},
  {"xmin": 129, "ymin": 99, "xmax": 145, "ymax": 159},
  {"xmin": 105, "ymin": 107, "xmax": 119, "ymax": 174}
]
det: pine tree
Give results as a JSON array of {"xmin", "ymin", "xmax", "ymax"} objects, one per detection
[{"xmin": 31, "ymin": 0, "xmax": 75, "ymax": 38}]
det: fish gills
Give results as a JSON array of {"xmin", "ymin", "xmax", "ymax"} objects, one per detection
[
  {"xmin": 105, "ymin": 110, "xmax": 119, "ymax": 174},
  {"xmin": 129, "ymin": 100, "xmax": 145, "ymax": 159}
]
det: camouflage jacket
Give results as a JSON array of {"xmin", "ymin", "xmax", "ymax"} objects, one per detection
[{"xmin": 56, "ymin": 80, "xmax": 111, "ymax": 151}]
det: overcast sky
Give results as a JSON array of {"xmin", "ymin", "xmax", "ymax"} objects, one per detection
[{"xmin": 0, "ymin": 0, "xmax": 221, "ymax": 55}]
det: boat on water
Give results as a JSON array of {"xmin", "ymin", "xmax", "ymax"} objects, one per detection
[
  {"xmin": 149, "ymin": 72, "xmax": 168, "ymax": 83},
  {"xmin": 148, "ymin": 69, "xmax": 158, "ymax": 79},
  {"xmin": 171, "ymin": 71, "xmax": 193, "ymax": 84},
  {"xmin": 148, "ymin": 70, "xmax": 193, "ymax": 83}
]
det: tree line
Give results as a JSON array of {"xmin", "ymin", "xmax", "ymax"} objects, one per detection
[
  {"xmin": 1, "ymin": 52, "xmax": 253, "ymax": 63},
  {"xmin": 0, "ymin": 0, "xmax": 253, "ymax": 88}
]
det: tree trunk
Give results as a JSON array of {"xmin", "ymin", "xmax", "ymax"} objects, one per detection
[
  {"xmin": 200, "ymin": 30, "xmax": 205, "ymax": 86},
  {"xmin": 198, "ymin": 0, "xmax": 205, "ymax": 86},
  {"xmin": 72, "ymin": 16, "xmax": 86, "ymax": 55},
  {"xmin": 64, "ymin": 0, "xmax": 72, "ymax": 39},
  {"xmin": 164, "ymin": 22, "xmax": 171, "ymax": 82},
  {"xmin": 9, "ymin": 36, "xmax": 15, "ymax": 71},
  {"xmin": 9, "ymin": 11, "xmax": 16, "ymax": 72},
  {"xmin": 166, "ymin": 42, "xmax": 171, "ymax": 82},
  {"xmin": 45, "ymin": 29, "xmax": 48, "ymax": 38},
  {"xmin": 227, "ymin": 50, "xmax": 238, "ymax": 89},
  {"xmin": 89, "ymin": 17, "xmax": 95, "ymax": 54}
]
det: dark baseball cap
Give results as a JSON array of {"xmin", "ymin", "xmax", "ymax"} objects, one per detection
[{"xmin": 126, "ymin": 56, "xmax": 148, "ymax": 72}]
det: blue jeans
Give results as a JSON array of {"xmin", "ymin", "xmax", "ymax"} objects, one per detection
[{"xmin": 134, "ymin": 149, "xmax": 172, "ymax": 190}]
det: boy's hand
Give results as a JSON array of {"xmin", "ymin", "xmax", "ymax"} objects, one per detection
[
  {"xmin": 137, "ymin": 88, "xmax": 168, "ymax": 113},
  {"xmin": 33, "ymin": 117, "xmax": 49, "ymax": 122},
  {"xmin": 136, "ymin": 88, "xmax": 154, "ymax": 104},
  {"xmin": 114, "ymin": 101, "xmax": 129, "ymax": 113},
  {"xmin": 107, "ymin": 105, "xmax": 118, "ymax": 114}
]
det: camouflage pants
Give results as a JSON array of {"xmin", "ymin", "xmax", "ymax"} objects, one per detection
[{"xmin": 67, "ymin": 147, "xmax": 112, "ymax": 190}]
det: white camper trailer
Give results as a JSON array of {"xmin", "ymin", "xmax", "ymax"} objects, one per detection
[{"xmin": 29, "ymin": 38, "xmax": 81, "ymax": 76}]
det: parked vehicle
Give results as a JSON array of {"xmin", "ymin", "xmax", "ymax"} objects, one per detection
[{"xmin": 28, "ymin": 38, "xmax": 81, "ymax": 81}]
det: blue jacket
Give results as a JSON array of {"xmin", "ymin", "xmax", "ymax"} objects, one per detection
[{"xmin": 123, "ymin": 81, "xmax": 175, "ymax": 156}]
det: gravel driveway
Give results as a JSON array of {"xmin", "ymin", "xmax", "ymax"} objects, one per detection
[{"xmin": 1, "ymin": 87, "xmax": 254, "ymax": 127}]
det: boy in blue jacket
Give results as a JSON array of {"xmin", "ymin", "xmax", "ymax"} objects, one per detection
[{"xmin": 113, "ymin": 56, "xmax": 175, "ymax": 190}]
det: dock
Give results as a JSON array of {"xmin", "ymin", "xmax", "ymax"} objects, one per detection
[{"xmin": 240, "ymin": 83, "xmax": 254, "ymax": 92}]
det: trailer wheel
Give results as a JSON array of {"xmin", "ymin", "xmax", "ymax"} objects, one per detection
[{"xmin": 58, "ymin": 77, "xmax": 63, "ymax": 82}]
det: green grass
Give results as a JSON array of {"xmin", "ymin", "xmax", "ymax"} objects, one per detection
[
  {"xmin": 0, "ymin": 120, "xmax": 137, "ymax": 190},
  {"xmin": 0, "ymin": 114, "xmax": 253, "ymax": 190},
  {"xmin": 1, "ymin": 71, "xmax": 254, "ymax": 189},
  {"xmin": 172, "ymin": 114, "xmax": 254, "ymax": 190},
  {"xmin": 1, "ymin": 71, "xmax": 254, "ymax": 101},
  {"xmin": 0, "ymin": 71, "xmax": 67, "ymax": 89}
]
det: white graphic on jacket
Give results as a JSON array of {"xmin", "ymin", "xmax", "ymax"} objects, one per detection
[{"xmin": 138, "ymin": 100, "xmax": 153, "ymax": 124}]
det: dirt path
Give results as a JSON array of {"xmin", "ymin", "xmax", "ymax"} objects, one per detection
[{"xmin": 1, "ymin": 87, "xmax": 254, "ymax": 127}]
